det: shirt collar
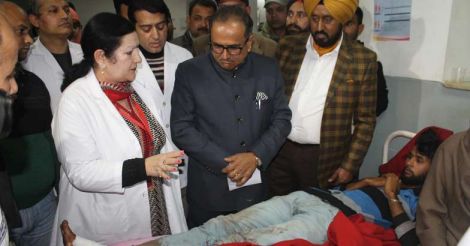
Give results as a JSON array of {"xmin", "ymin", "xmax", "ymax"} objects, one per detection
[{"xmin": 306, "ymin": 33, "xmax": 343, "ymax": 58}]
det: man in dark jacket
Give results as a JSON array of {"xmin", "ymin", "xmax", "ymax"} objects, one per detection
[
  {"xmin": 343, "ymin": 6, "xmax": 389, "ymax": 116},
  {"xmin": 171, "ymin": 0, "xmax": 216, "ymax": 55},
  {"xmin": 171, "ymin": 6, "xmax": 291, "ymax": 228}
]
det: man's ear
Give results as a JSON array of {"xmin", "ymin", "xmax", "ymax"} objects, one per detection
[
  {"xmin": 358, "ymin": 24, "xmax": 365, "ymax": 36},
  {"xmin": 186, "ymin": 15, "xmax": 191, "ymax": 28},
  {"xmin": 246, "ymin": 34, "xmax": 254, "ymax": 52},
  {"xmin": 245, "ymin": 5, "xmax": 252, "ymax": 15},
  {"xmin": 29, "ymin": 14, "xmax": 39, "ymax": 29}
]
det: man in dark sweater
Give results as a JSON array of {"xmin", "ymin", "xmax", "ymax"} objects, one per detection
[{"xmin": 0, "ymin": 2, "xmax": 58, "ymax": 246}]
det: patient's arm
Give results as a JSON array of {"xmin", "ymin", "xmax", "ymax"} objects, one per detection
[
  {"xmin": 345, "ymin": 176, "xmax": 386, "ymax": 190},
  {"xmin": 384, "ymin": 174, "xmax": 419, "ymax": 246}
]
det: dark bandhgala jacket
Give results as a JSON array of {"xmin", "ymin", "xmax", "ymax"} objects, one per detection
[
  {"xmin": 277, "ymin": 33, "xmax": 377, "ymax": 188},
  {"xmin": 171, "ymin": 53, "xmax": 292, "ymax": 211}
]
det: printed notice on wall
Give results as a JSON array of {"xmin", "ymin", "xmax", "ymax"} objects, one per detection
[{"xmin": 374, "ymin": 0, "xmax": 412, "ymax": 41}]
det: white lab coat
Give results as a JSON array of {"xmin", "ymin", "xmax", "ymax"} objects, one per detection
[
  {"xmin": 50, "ymin": 70, "xmax": 187, "ymax": 245},
  {"xmin": 22, "ymin": 38, "xmax": 83, "ymax": 114},
  {"xmin": 135, "ymin": 42, "xmax": 192, "ymax": 188}
]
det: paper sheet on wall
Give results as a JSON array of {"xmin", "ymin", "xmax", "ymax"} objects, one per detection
[
  {"xmin": 227, "ymin": 169, "xmax": 262, "ymax": 191},
  {"xmin": 374, "ymin": 0, "xmax": 411, "ymax": 41}
]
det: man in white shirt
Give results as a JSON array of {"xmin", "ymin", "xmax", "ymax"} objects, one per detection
[
  {"xmin": 269, "ymin": 0, "xmax": 377, "ymax": 193},
  {"xmin": 22, "ymin": 0, "xmax": 83, "ymax": 113},
  {"xmin": 127, "ymin": 0, "xmax": 193, "ymax": 211}
]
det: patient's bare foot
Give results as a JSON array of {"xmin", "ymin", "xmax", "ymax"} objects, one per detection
[{"xmin": 61, "ymin": 220, "xmax": 76, "ymax": 246}]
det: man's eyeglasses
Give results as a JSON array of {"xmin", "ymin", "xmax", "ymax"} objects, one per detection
[{"xmin": 210, "ymin": 38, "xmax": 249, "ymax": 56}]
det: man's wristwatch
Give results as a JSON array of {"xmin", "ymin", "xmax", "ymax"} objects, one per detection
[{"xmin": 255, "ymin": 156, "xmax": 262, "ymax": 167}]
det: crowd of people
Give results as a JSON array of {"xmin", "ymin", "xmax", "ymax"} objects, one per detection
[{"xmin": 0, "ymin": 0, "xmax": 468, "ymax": 245}]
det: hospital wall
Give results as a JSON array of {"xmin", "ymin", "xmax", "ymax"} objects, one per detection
[
  {"xmin": 358, "ymin": 0, "xmax": 470, "ymax": 177},
  {"xmin": 359, "ymin": 76, "xmax": 470, "ymax": 178}
]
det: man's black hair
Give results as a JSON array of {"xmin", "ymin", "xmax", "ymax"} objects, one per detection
[
  {"xmin": 215, "ymin": 0, "xmax": 249, "ymax": 6},
  {"xmin": 287, "ymin": 0, "xmax": 301, "ymax": 11},
  {"xmin": 189, "ymin": 0, "xmax": 217, "ymax": 16},
  {"xmin": 416, "ymin": 129, "xmax": 442, "ymax": 160},
  {"xmin": 128, "ymin": 0, "xmax": 171, "ymax": 24},
  {"xmin": 354, "ymin": 7, "xmax": 363, "ymax": 25},
  {"xmin": 113, "ymin": 0, "xmax": 130, "ymax": 15},
  {"xmin": 210, "ymin": 4, "xmax": 253, "ymax": 38}
]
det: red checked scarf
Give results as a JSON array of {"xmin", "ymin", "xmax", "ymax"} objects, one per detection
[{"xmin": 99, "ymin": 81, "xmax": 171, "ymax": 236}]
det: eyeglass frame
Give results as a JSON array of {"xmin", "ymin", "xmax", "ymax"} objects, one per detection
[{"xmin": 209, "ymin": 37, "xmax": 250, "ymax": 56}]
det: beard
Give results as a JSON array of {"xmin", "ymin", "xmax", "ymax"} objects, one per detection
[
  {"xmin": 312, "ymin": 25, "xmax": 343, "ymax": 48},
  {"xmin": 286, "ymin": 24, "xmax": 308, "ymax": 35},
  {"xmin": 400, "ymin": 168, "xmax": 427, "ymax": 186},
  {"xmin": 193, "ymin": 27, "xmax": 209, "ymax": 38}
]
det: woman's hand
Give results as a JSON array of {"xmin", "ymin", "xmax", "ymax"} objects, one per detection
[{"xmin": 145, "ymin": 150, "xmax": 184, "ymax": 180}]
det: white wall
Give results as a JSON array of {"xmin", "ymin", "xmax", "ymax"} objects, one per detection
[
  {"xmin": 443, "ymin": 0, "xmax": 470, "ymax": 82},
  {"xmin": 167, "ymin": 0, "xmax": 188, "ymax": 37},
  {"xmin": 359, "ymin": 0, "xmax": 453, "ymax": 82},
  {"xmin": 70, "ymin": 0, "xmax": 114, "ymax": 25},
  {"xmin": 360, "ymin": 76, "xmax": 470, "ymax": 178},
  {"xmin": 353, "ymin": 0, "xmax": 470, "ymax": 177}
]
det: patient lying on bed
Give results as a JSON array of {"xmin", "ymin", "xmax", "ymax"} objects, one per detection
[{"xmin": 63, "ymin": 129, "xmax": 443, "ymax": 246}]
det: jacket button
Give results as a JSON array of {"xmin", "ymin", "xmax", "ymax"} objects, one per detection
[
  {"xmin": 237, "ymin": 117, "xmax": 243, "ymax": 123},
  {"xmin": 240, "ymin": 141, "xmax": 246, "ymax": 147},
  {"xmin": 165, "ymin": 124, "xmax": 170, "ymax": 128},
  {"xmin": 235, "ymin": 95, "xmax": 240, "ymax": 101}
]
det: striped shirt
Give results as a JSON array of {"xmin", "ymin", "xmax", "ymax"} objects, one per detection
[{"xmin": 140, "ymin": 46, "xmax": 164, "ymax": 92}]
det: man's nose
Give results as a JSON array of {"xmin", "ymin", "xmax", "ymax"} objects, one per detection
[
  {"xmin": 151, "ymin": 27, "xmax": 160, "ymax": 40},
  {"xmin": 317, "ymin": 19, "xmax": 325, "ymax": 31},
  {"xmin": 24, "ymin": 34, "xmax": 33, "ymax": 46},
  {"xmin": 221, "ymin": 48, "xmax": 230, "ymax": 59},
  {"xmin": 406, "ymin": 157, "xmax": 415, "ymax": 168},
  {"xmin": 10, "ymin": 78, "xmax": 18, "ymax": 96},
  {"xmin": 59, "ymin": 8, "xmax": 69, "ymax": 19}
]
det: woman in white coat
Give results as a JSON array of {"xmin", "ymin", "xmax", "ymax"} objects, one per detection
[{"xmin": 51, "ymin": 13, "xmax": 187, "ymax": 245}]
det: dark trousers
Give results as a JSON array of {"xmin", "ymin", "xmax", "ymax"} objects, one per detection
[
  {"xmin": 267, "ymin": 140, "xmax": 320, "ymax": 197},
  {"xmin": 187, "ymin": 200, "xmax": 236, "ymax": 229}
]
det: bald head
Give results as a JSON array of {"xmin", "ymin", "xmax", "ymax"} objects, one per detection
[
  {"xmin": 0, "ymin": 13, "xmax": 19, "ymax": 95},
  {"xmin": 0, "ymin": 1, "xmax": 33, "ymax": 61}
]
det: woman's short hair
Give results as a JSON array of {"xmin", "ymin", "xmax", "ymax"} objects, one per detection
[{"xmin": 62, "ymin": 12, "xmax": 134, "ymax": 90}]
